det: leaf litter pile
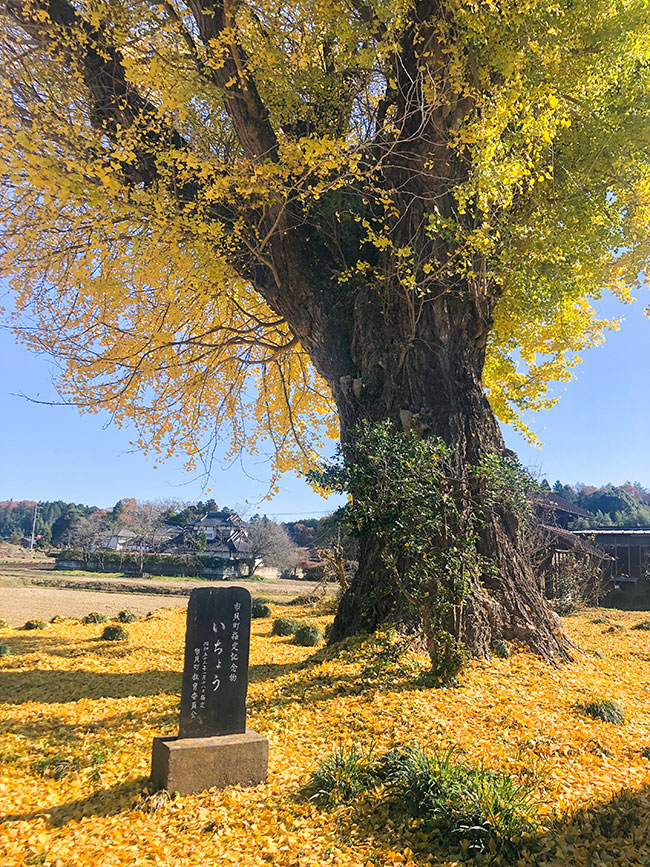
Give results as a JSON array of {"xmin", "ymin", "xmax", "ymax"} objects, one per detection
[{"xmin": 1, "ymin": 603, "xmax": 649, "ymax": 866}]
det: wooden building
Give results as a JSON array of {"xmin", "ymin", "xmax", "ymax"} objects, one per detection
[{"xmin": 573, "ymin": 528, "xmax": 650, "ymax": 588}]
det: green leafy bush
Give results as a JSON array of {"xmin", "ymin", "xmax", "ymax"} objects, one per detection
[
  {"xmin": 379, "ymin": 745, "xmax": 539, "ymax": 859},
  {"xmin": 22, "ymin": 619, "xmax": 46, "ymax": 630},
  {"xmin": 632, "ymin": 619, "xmax": 650, "ymax": 631},
  {"xmin": 83, "ymin": 611, "xmax": 107, "ymax": 624},
  {"xmin": 0, "ymin": 643, "xmax": 11, "ymax": 656},
  {"xmin": 582, "ymin": 699, "xmax": 626, "ymax": 725},
  {"xmin": 117, "ymin": 609, "xmax": 137, "ymax": 623},
  {"xmin": 101, "ymin": 625, "xmax": 129, "ymax": 641},
  {"xmin": 272, "ymin": 617, "xmax": 300, "ymax": 636},
  {"xmin": 492, "ymin": 639, "xmax": 511, "ymax": 659},
  {"xmin": 308, "ymin": 742, "xmax": 376, "ymax": 806},
  {"xmin": 251, "ymin": 598, "xmax": 272, "ymax": 618},
  {"xmin": 294, "ymin": 624, "xmax": 322, "ymax": 646}
]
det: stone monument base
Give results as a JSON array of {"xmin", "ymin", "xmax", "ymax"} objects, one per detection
[{"xmin": 150, "ymin": 731, "xmax": 269, "ymax": 796}]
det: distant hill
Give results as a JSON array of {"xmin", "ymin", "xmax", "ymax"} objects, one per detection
[{"xmin": 0, "ymin": 500, "xmax": 100, "ymax": 546}]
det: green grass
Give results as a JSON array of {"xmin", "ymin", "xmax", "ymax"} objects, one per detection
[
  {"xmin": 308, "ymin": 742, "xmax": 377, "ymax": 806},
  {"xmin": 582, "ymin": 699, "xmax": 626, "ymax": 725}
]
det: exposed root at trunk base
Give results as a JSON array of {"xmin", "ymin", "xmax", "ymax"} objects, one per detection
[{"xmin": 329, "ymin": 553, "xmax": 577, "ymax": 665}]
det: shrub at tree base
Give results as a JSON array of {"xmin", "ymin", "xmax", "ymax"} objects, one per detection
[
  {"xmin": 492, "ymin": 640, "xmax": 511, "ymax": 659},
  {"xmin": 83, "ymin": 612, "xmax": 107, "ymax": 624},
  {"xmin": 251, "ymin": 599, "xmax": 272, "ymax": 619},
  {"xmin": 294, "ymin": 624, "xmax": 323, "ymax": 647},
  {"xmin": 22, "ymin": 619, "xmax": 45, "ymax": 630},
  {"xmin": 101, "ymin": 625, "xmax": 129, "ymax": 641},
  {"xmin": 582, "ymin": 699, "xmax": 626, "ymax": 725},
  {"xmin": 272, "ymin": 617, "xmax": 300, "ymax": 637},
  {"xmin": 117, "ymin": 610, "xmax": 137, "ymax": 623},
  {"xmin": 310, "ymin": 743, "xmax": 539, "ymax": 860}
]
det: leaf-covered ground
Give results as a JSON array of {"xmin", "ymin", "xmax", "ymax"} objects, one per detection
[{"xmin": 1, "ymin": 603, "xmax": 649, "ymax": 866}]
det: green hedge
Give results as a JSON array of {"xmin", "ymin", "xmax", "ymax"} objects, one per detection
[{"xmin": 53, "ymin": 550, "xmax": 246, "ymax": 578}]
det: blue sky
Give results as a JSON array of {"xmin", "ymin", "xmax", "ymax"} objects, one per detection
[{"xmin": 1, "ymin": 287, "xmax": 648, "ymax": 515}]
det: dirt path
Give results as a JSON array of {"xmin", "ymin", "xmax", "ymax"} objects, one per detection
[
  {"xmin": 0, "ymin": 563, "xmax": 321, "ymax": 626},
  {"xmin": 0, "ymin": 586, "xmax": 185, "ymax": 625}
]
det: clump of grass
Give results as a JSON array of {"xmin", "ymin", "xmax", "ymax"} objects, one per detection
[
  {"xmin": 32, "ymin": 752, "xmax": 80, "ymax": 780},
  {"xmin": 492, "ymin": 639, "xmax": 511, "ymax": 659},
  {"xmin": 272, "ymin": 616, "xmax": 300, "ymax": 636},
  {"xmin": 252, "ymin": 598, "xmax": 272, "ymax": 618},
  {"xmin": 83, "ymin": 611, "xmax": 107, "ymax": 624},
  {"xmin": 294, "ymin": 624, "xmax": 322, "ymax": 646},
  {"xmin": 117, "ymin": 609, "xmax": 137, "ymax": 623},
  {"xmin": 379, "ymin": 745, "xmax": 539, "ymax": 859},
  {"xmin": 101, "ymin": 624, "xmax": 129, "ymax": 641},
  {"xmin": 308, "ymin": 742, "xmax": 376, "ymax": 806},
  {"xmin": 22, "ymin": 619, "xmax": 46, "ymax": 630},
  {"xmin": 605, "ymin": 624, "xmax": 625, "ymax": 633},
  {"xmin": 0, "ymin": 643, "xmax": 11, "ymax": 657},
  {"xmin": 50, "ymin": 615, "xmax": 65, "ymax": 624},
  {"xmin": 0, "ymin": 618, "xmax": 9, "ymax": 629},
  {"xmin": 582, "ymin": 699, "xmax": 626, "ymax": 725},
  {"xmin": 632, "ymin": 619, "xmax": 650, "ymax": 631},
  {"xmin": 641, "ymin": 746, "xmax": 650, "ymax": 760}
]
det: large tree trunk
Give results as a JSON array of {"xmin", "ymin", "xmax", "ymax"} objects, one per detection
[{"xmin": 325, "ymin": 283, "xmax": 572, "ymax": 662}]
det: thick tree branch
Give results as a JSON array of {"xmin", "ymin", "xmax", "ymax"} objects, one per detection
[{"xmin": 183, "ymin": 0, "xmax": 278, "ymax": 161}]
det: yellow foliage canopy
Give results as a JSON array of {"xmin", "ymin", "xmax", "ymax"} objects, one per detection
[{"xmin": 1, "ymin": 0, "xmax": 650, "ymax": 470}]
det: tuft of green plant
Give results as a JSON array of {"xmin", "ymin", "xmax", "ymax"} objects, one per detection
[
  {"xmin": 582, "ymin": 699, "xmax": 626, "ymax": 725},
  {"xmin": 272, "ymin": 616, "xmax": 300, "ymax": 636},
  {"xmin": 0, "ymin": 618, "xmax": 8, "ymax": 629},
  {"xmin": 22, "ymin": 619, "xmax": 46, "ymax": 630},
  {"xmin": 50, "ymin": 614, "xmax": 65, "ymax": 624},
  {"xmin": 492, "ymin": 639, "xmax": 511, "ymax": 659},
  {"xmin": 632, "ymin": 619, "xmax": 650, "ymax": 631},
  {"xmin": 294, "ymin": 624, "xmax": 323, "ymax": 646},
  {"xmin": 117, "ymin": 609, "xmax": 137, "ymax": 623},
  {"xmin": 83, "ymin": 611, "xmax": 107, "ymax": 624},
  {"xmin": 101, "ymin": 624, "xmax": 129, "ymax": 641},
  {"xmin": 0, "ymin": 643, "xmax": 11, "ymax": 656},
  {"xmin": 378, "ymin": 745, "xmax": 539, "ymax": 859},
  {"xmin": 252, "ymin": 598, "xmax": 272, "ymax": 618},
  {"xmin": 32, "ymin": 752, "xmax": 80, "ymax": 780},
  {"xmin": 308, "ymin": 742, "xmax": 376, "ymax": 806}
]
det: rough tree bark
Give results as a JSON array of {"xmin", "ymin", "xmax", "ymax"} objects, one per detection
[{"xmin": 316, "ymin": 282, "xmax": 572, "ymax": 661}]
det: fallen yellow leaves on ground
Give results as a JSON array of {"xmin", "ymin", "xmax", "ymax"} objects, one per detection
[{"xmin": 1, "ymin": 604, "xmax": 649, "ymax": 866}]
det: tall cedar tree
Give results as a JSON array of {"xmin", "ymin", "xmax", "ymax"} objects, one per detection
[{"xmin": 2, "ymin": 0, "xmax": 650, "ymax": 657}]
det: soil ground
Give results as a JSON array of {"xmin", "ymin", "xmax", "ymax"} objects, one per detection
[{"xmin": 0, "ymin": 560, "xmax": 321, "ymax": 626}]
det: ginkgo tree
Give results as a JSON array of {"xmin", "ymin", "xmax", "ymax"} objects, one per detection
[{"xmin": 2, "ymin": 0, "xmax": 650, "ymax": 659}]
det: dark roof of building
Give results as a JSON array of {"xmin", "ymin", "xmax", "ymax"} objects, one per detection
[
  {"xmin": 195, "ymin": 511, "xmax": 245, "ymax": 527},
  {"xmin": 536, "ymin": 493, "xmax": 593, "ymax": 519},
  {"xmin": 540, "ymin": 524, "xmax": 611, "ymax": 559},
  {"xmin": 573, "ymin": 527, "xmax": 650, "ymax": 538}
]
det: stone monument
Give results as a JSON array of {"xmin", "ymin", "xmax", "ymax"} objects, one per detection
[{"xmin": 150, "ymin": 586, "xmax": 269, "ymax": 795}]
